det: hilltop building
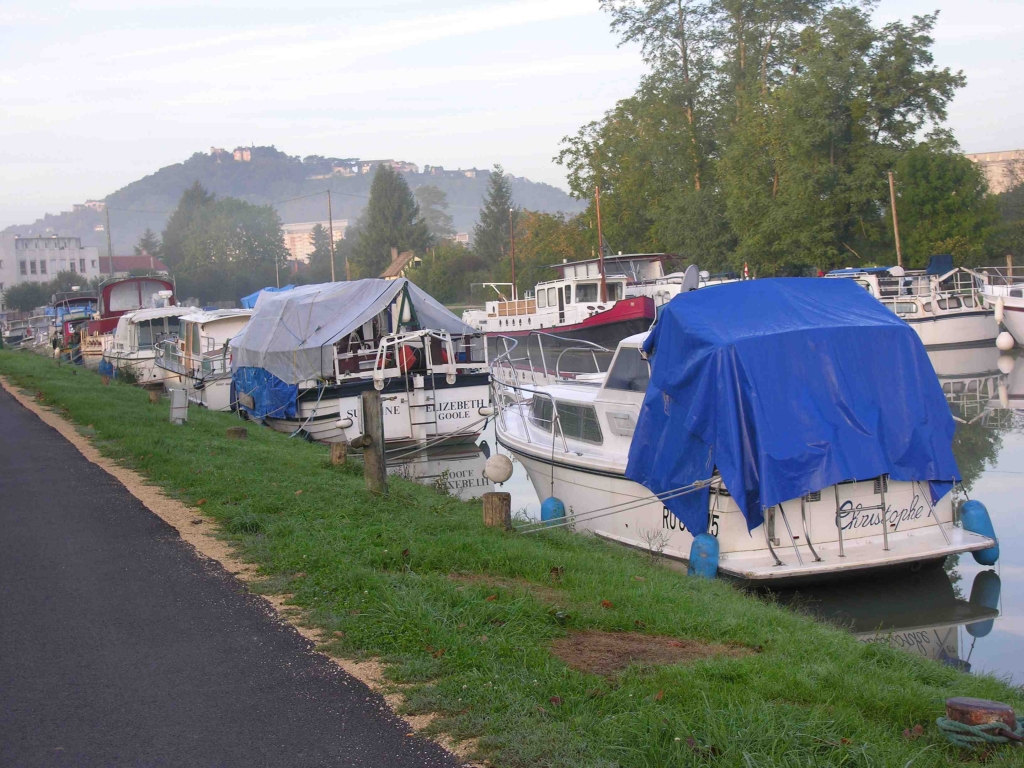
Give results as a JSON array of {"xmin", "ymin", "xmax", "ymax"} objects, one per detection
[
  {"xmin": 966, "ymin": 150, "xmax": 1023, "ymax": 195},
  {"xmin": 281, "ymin": 220, "xmax": 348, "ymax": 263},
  {"xmin": 0, "ymin": 234, "xmax": 101, "ymax": 303}
]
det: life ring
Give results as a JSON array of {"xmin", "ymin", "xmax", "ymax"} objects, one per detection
[{"xmin": 397, "ymin": 344, "xmax": 418, "ymax": 373}]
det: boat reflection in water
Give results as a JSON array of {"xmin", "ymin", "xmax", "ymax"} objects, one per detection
[
  {"xmin": 765, "ymin": 566, "xmax": 1001, "ymax": 671},
  {"xmin": 386, "ymin": 442, "xmax": 494, "ymax": 501}
]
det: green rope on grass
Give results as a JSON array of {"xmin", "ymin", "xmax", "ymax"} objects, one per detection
[{"xmin": 936, "ymin": 716, "xmax": 1024, "ymax": 748}]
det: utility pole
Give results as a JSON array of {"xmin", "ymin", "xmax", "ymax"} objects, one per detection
[
  {"xmin": 508, "ymin": 208, "xmax": 517, "ymax": 302},
  {"xmin": 104, "ymin": 205, "xmax": 114, "ymax": 276},
  {"xmin": 888, "ymin": 171, "xmax": 903, "ymax": 269},
  {"xmin": 327, "ymin": 189, "xmax": 336, "ymax": 282},
  {"xmin": 595, "ymin": 186, "xmax": 607, "ymax": 302}
]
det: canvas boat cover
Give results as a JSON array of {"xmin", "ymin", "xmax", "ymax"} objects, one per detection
[
  {"xmin": 625, "ymin": 278, "xmax": 960, "ymax": 535},
  {"xmin": 230, "ymin": 278, "xmax": 475, "ymax": 385}
]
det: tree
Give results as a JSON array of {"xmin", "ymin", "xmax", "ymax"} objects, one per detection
[
  {"xmin": 161, "ymin": 184, "xmax": 289, "ymax": 302},
  {"xmin": 473, "ymin": 165, "xmax": 515, "ymax": 264},
  {"xmin": 989, "ymin": 182, "xmax": 1024, "ymax": 262},
  {"xmin": 891, "ymin": 136, "xmax": 996, "ymax": 267},
  {"xmin": 406, "ymin": 241, "xmax": 491, "ymax": 305},
  {"xmin": 350, "ymin": 165, "xmax": 431, "ymax": 278},
  {"xmin": 2, "ymin": 282, "xmax": 50, "ymax": 312},
  {"xmin": 133, "ymin": 228, "xmax": 162, "ymax": 258},
  {"xmin": 161, "ymin": 181, "xmax": 214, "ymax": 270},
  {"xmin": 306, "ymin": 223, "xmax": 337, "ymax": 283},
  {"xmin": 414, "ymin": 186, "xmax": 455, "ymax": 239}
]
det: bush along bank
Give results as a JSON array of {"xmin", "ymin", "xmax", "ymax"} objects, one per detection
[{"xmin": 2, "ymin": 349, "xmax": 1023, "ymax": 767}]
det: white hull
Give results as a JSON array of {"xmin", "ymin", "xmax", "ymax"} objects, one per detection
[
  {"xmin": 166, "ymin": 376, "xmax": 234, "ymax": 412},
  {"xmin": 264, "ymin": 382, "xmax": 491, "ymax": 446},
  {"xmin": 104, "ymin": 350, "xmax": 181, "ymax": 386},
  {"xmin": 1003, "ymin": 306, "xmax": 1024, "ymax": 347},
  {"xmin": 506, "ymin": 444, "xmax": 990, "ymax": 583},
  {"xmin": 906, "ymin": 311, "xmax": 997, "ymax": 347}
]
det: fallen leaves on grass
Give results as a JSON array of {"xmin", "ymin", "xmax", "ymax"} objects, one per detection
[
  {"xmin": 552, "ymin": 630, "xmax": 752, "ymax": 677},
  {"xmin": 902, "ymin": 724, "xmax": 924, "ymax": 740},
  {"xmin": 196, "ymin": 498, "xmax": 207, "ymax": 506}
]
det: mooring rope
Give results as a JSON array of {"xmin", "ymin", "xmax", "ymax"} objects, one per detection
[{"xmin": 935, "ymin": 717, "xmax": 1024, "ymax": 748}]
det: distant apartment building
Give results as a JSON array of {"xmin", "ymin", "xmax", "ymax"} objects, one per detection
[
  {"xmin": 966, "ymin": 150, "xmax": 1023, "ymax": 195},
  {"xmin": 281, "ymin": 220, "xmax": 349, "ymax": 263},
  {"xmin": 0, "ymin": 234, "xmax": 101, "ymax": 303},
  {"xmin": 445, "ymin": 232, "xmax": 470, "ymax": 247},
  {"xmin": 71, "ymin": 199, "xmax": 106, "ymax": 213},
  {"xmin": 233, "ymin": 148, "xmax": 252, "ymax": 162}
]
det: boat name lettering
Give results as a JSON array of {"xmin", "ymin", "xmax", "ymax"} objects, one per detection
[{"xmin": 837, "ymin": 495, "xmax": 925, "ymax": 532}]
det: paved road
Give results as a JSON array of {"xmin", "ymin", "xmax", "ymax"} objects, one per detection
[{"xmin": 0, "ymin": 386, "xmax": 461, "ymax": 768}]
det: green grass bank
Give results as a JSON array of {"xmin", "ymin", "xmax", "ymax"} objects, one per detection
[{"xmin": 2, "ymin": 349, "xmax": 1021, "ymax": 767}]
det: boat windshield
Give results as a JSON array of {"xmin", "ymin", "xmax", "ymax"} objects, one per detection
[{"xmin": 604, "ymin": 347, "xmax": 650, "ymax": 392}]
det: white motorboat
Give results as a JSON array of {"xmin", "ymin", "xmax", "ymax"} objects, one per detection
[
  {"xmin": 971, "ymin": 266, "xmax": 1024, "ymax": 348},
  {"xmin": 83, "ymin": 275, "xmax": 177, "ymax": 369},
  {"xmin": 492, "ymin": 279, "xmax": 997, "ymax": 584},
  {"xmin": 825, "ymin": 256, "xmax": 995, "ymax": 347},
  {"xmin": 102, "ymin": 307, "xmax": 191, "ymax": 385},
  {"xmin": 156, "ymin": 309, "xmax": 252, "ymax": 411},
  {"xmin": 230, "ymin": 279, "xmax": 491, "ymax": 446}
]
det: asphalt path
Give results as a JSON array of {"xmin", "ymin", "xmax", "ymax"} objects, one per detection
[{"xmin": 0, "ymin": 385, "xmax": 461, "ymax": 768}]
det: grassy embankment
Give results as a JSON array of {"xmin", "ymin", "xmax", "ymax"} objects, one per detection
[{"xmin": 2, "ymin": 349, "xmax": 1022, "ymax": 767}]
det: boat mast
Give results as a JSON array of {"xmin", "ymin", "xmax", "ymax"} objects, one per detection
[
  {"xmin": 508, "ymin": 207, "xmax": 517, "ymax": 302},
  {"xmin": 595, "ymin": 186, "xmax": 607, "ymax": 302}
]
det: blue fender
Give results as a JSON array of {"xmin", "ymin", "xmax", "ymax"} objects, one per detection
[
  {"xmin": 687, "ymin": 533, "xmax": 719, "ymax": 579},
  {"xmin": 961, "ymin": 500, "xmax": 999, "ymax": 565},
  {"xmin": 540, "ymin": 497, "xmax": 565, "ymax": 524}
]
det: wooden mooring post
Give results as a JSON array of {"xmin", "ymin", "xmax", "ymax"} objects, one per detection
[
  {"xmin": 482, "ymin": 492, "xmax": 512, "ymax": 531},
  {"xmin": 357, "ymin": 390, "xmax": 387, "ymax": 494},
  {"xmin": 148, "ymin": 389, "xmax": 161, "ymax": 404},
  {"xmin": 330, "ymin": 442, "xmax": 347, "ymax": 466}
]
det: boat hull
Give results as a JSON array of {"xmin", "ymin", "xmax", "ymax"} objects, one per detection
[
  {"xmin": 500, "ymin": 438, "xmax": 993, "ymax": 585},
  {"xmin": 904, "ymin": 310, "xmax": 997, "ymax": 347}
]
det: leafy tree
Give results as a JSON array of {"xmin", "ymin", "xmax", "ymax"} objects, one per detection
[
  {"xmin": 133, "ymin": 227, "xmax": 162, "ymax": 258},
  {"xmin": 161, "ymin": 184, "xmax": 289, "ymax": 302},
  {"xmin": 406, "ymin": 241, "xmax": 491, "ymax": 305},
  {"xmin": 473, "ymin": 165, "xmax": 515, "ymax": 264},
  {"xmin": 891, "ymin": 136, "xmax": 996, "ymax": 267},
  {"xmin": 989, "ymin": 182, "xmax": 1024, "ymax": 262},
  {"xmin": 350, "ymin": 165, "xmax": 431, "ymax": 278},
  {"xmin": 2, "ymin": 282, "xmax": 50, "ymax": 312},
  {"xmin": 414, "ymin": 186, "xmax": 455, "ymax": 239},
  {"xmin": 161, "ymin": 181, "xmax": 214, "ymax": 270}
]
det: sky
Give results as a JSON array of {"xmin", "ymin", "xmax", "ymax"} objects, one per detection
[{"xmin": 0, "ymin": 0, "xmax": 1021, "ymax": 230}]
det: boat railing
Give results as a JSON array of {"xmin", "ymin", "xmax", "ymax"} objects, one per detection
[
  {"xmin": 490, "ymin": 331, "xmax": 612, "ymax": 388},
  {"xmin": 970, "ymin": 266, "xmax": 1024, "ymax": 291}
]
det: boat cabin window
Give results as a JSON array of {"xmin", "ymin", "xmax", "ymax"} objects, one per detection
[
  {"xmin": 576, "ymin": 283, "xmax": 598, "ymax": 302},
  {"xmin": 604, "ymin": 347, "xmax": 650, "ymax": 392},
  {"xmin": 529, "ymin": 396, "xmax": 554, "ymax": 431},
  {"xmin": 191, "ymin": 323, "xmax": 202, "ymax": 354},
  {"xmin": 936, "ymin": 297, "xmax": 961, "ymax": 310},
  {"xmin": 607, "ymin": 282, "xmax": 623, "ymax": 301},
  {"xmin": 546, "ymin": 287, "xmax": 557, "ymax": 306},
  {"xmin": 893, "ymin": 302, "xmax": 918, "ymax": 314},
  {"xmin": 537, "ymin": 290, "xmax": 546, "ymax": 308},
  {"xmin": 555, "ymin": 402, "xmax": 603, "ymax": 444},
  {"xmin": 963, "ymin": 296, "xmax": 976, "ymax": 308}
]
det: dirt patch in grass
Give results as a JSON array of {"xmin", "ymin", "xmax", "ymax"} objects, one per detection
[
  {"xmin": 551, "ymin": 630, "xmax": 752, "ymax": 677},
  {"xmin": 448, "ymin": 572, "xmax": 566, "ymax": 605}
]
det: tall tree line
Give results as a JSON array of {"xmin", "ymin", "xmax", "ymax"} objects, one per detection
[{"xmin": 557, "ymin": 0, "xmax": 996, "ymax": 274}]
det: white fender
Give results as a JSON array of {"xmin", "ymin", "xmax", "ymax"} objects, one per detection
[{"xmin": 995, "ymin": 297, "xmax": 1005, "ymax": 325}]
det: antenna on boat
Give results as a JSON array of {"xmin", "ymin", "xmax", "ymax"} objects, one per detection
[
  {"xmin": 888, "ymin": 170, "xmax": 904, "ymax": 269},
  {"xmin": 508, "ymin": 208, "xmax": 517, "ymax": 301},
  {"xmin": 595, "ymin": 186, "xmax": 607, "ymax": 302}
]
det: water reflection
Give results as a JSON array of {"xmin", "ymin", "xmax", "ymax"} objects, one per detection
[
  {"xmin": 765, "ymin": 567, "xmax": 1000, "ymax": 671},
  {"xmin": 387, "ymin": 443, "xmax": 494, "ymax": 501}
]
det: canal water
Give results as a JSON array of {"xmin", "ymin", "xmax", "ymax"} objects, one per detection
[{"xmin": 390, "ymin": 343, "xmax": 1024, "ymax": 683}]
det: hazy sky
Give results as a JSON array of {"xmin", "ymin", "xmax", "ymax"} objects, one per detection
[{"xmin": 1, "ymin": 0, "xmax": 1021, "ymax": 229}]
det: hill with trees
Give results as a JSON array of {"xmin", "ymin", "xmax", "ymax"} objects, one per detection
[{"xmin": 3, "ymin": 146, "xmax": 585, "ymax": 255}]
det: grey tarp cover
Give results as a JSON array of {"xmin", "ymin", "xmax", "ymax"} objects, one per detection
[{"xmin": 229, "ymin": 279, "xmax": 476, "ymax": 384}]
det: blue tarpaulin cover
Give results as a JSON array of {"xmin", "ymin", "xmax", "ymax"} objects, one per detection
[
  {"xmin": 625, "ymin": 278, "xmax": 960, "ymax": 535},
  {"xmin": 240, "ymin": 285, "xmax": 295, "ymax": 309},
  {"xmin": 232, "ymin": 366, "xmax": 299, "ymax": 420}
]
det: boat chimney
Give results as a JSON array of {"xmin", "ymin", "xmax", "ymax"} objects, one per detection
[{"xmin": 391, "ymin": 247, "xmax": 399, "ymax": 263}]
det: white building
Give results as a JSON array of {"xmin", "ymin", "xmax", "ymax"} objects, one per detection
[
  {"xmin": 281, "ymin": 220, "xmax": 348, "ymax": 263},
  {"xmin": 0, "ymin": 234, "xmax": 101, "ymax": 304}
]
